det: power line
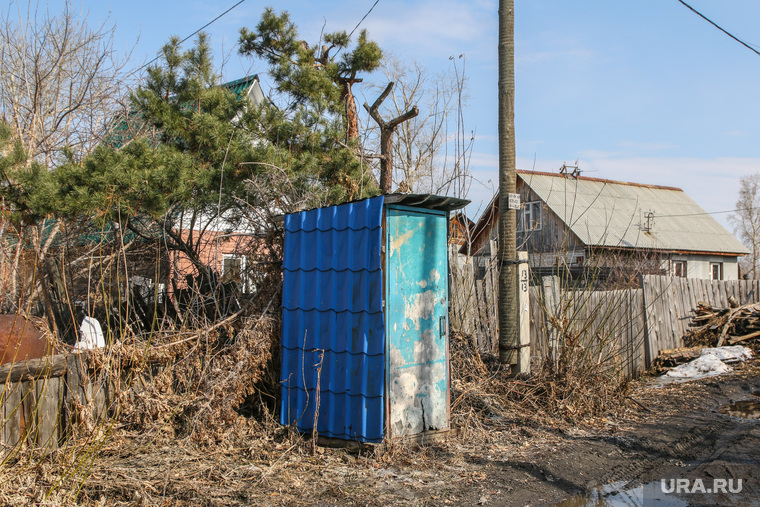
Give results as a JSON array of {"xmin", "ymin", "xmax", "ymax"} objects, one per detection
[
  {"xmin": 348, "ymin": 0, "xmax": 381, "ymax": 40},
  {"xmin": 657, "ymin": 207, "xmax": 759, "ymax": 219},
  {"xmin": 659, "ymin": 209, "xmax": 736, "ymax": 218},
  {"xmin": 676, "ymin": 0, "xmax": 760, "ymax": 57},
  {"xmin": 139, "ymin": 0, "xmax": 248, "ymax": 71},
  {"xmin": 334, "ymin": 0, "xmax": 381, "ymax": 59}
]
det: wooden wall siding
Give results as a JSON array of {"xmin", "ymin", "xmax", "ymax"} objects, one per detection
[
  {"xmin": 0, "ymin": 353, "xmax": 111, "ymax": 454},
  {"xmin": 516, "ymin": 182, "xmax": 584, "ymax": 257}
]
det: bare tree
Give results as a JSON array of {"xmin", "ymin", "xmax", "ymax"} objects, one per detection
[
  {"xmin": 364, "ymin": 55, "xmax": 473, "ymax": 197},
  {"xmin": 364, "ymin": 82, "xmax": 418, "ymax": 194},
  {"xmin": 0, "ymin": 0, "xmax": 134, "ymax": 315},
  {"xmin": 0, "ymin": 0, "xmax": 134, "ymax": 166},
  {"xmin": 730, "ymin": 174, "xmax": 760, "ymax": 279}
]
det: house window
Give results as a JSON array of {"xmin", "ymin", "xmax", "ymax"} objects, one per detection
[
  {"xmin": 519, "ymin": 201, "xmax": 542, "ymax": 232},
  {"xmin": 673, "ymin": 260, "xmax": 687, "ymax": 278},
  {"xmin": 222, "ymin": 254, "xmax": 254, "ymax": 293},
  {"xmin": 710, "ymin": 262, "xmax": 723, "ymax": 280},
  {"xmin": 222, "ymin": 255, "xmax": 243, "ymax": 282}
]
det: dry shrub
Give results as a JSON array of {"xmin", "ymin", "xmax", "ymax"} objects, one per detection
[
  {"xmin": 449, "ymin": 289, "xmax": 633, "ymax": 432},
  {"xmin": 102, "ymin": 297, "xmax": 281, "ymax": 443}
]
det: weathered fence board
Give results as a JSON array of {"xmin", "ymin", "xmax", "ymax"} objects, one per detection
[
  {"xmin": 1, "ymin": 352, "xmax": 110, "ymax": 455},
  {"xmin": 35, "ymin": 376, "xmax": 61, "ymax": 448},
  {"xmin": 450, "ymin": 267, "xmax": 756, "ymax": 378},
  {"xmin": 2, "ymin": 381, "xmax": 22, "ymax": 449},
  {"xmin": 450, "ymin": 255, "xmax": 500, "ymax": 353},
  {"xmin": 640, "ymin": 275, "xmax": 760, "ymax": 363}
]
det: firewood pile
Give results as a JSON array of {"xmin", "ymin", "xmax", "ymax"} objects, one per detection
[
  {"xmin": 684, "ymin": 300, "xmax": 760, "ymax": 348},
  {"xmin": 652, "ymin": 346, "xmax": 703, "ymax": 373}
]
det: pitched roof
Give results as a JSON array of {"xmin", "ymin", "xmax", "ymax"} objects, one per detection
[
  {"xmin": 221, "ymin": 75, "xmax": 265, "ymax": 104},
  {"xmin": 517, "ymin": 170, "xmax": 748, "ymax": 255}
]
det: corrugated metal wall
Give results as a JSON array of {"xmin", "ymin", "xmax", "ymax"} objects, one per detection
[{"xmin": 280, "ymin": 196, "xmax": 385, "ymax": 442}]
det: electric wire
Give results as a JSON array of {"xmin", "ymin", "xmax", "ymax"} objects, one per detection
[
  {"xmin": 139, "ymin": 0, "xmax": 248, "ymax": 71},
  {"xmin": 676, "ymin": 0, "xmax": 760, "ymax": 57},
  {"xmin": 348, "ymin": 0, "xmax": 381, "ymax": 40},
  {"xmin": 658, "ymin": 207, "xmax": 754, "ymax": 218},
  {"xmin": 333, "ymin": 0, "xmax": 381, "ymax": 59}
]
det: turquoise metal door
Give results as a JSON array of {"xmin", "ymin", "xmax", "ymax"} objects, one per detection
[{"xmin": 385, "ymin": 205, "xmax": 449, "ymax": 437}]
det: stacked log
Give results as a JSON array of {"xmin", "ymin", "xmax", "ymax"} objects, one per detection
[
  {"xmin": 652, "ymin": 346, "xmax": 703, "ymax": 374},
  {"xmin": 684, "ymin": 301, "xmax": 760, "ymax": 348}
]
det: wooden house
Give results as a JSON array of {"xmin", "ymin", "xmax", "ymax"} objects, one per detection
[
  {"xmin": 462, "ymin": 170, "xmax": 749, "ymax": 284},
  {"xmin": 449, "ymin": 213, "xmax": 474, "ymax": 246}
]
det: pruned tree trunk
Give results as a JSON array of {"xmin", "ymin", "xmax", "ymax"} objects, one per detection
[
  {"xmin": 339, "ymin": 79, "xmax": 361, "ymax": 142},
  {"xmin": 364, "ymin": 82, "xmax": 419, "ymax": 194}
]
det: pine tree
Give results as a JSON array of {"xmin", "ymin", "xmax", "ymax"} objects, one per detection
[
  {"xmin": 238, "ymin": 8, "xmax": 383, "ymax": 142},
  {"xmin": 50, "ymin": 28, "xmax": 380, "ymax": 277}
]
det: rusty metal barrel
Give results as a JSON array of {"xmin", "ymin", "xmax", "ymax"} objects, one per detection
[{"xmin": 0, "ymin": 315, "xmax": 50, "ymax": 366}]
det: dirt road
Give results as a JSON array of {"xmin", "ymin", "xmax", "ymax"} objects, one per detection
[
  {"xmin": 255, "ymin": 359, "xmax": 760, "ymax": 507},
  {"xmin": 54, "ymin": 358, "xmax": 760, "ymax": 506}
]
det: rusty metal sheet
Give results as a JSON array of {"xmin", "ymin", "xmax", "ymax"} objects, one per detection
[{"xmin": 0, "ymin": 315, "xmax": 49, "ymax": 366}]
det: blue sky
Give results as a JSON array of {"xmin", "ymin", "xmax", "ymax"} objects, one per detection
[{"xmin": 33, "ymin": 0, "xmax": 760, "ymax": 229}]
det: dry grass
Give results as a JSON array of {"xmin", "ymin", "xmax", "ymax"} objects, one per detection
[
  {"xmin": 449, "ymin": 330, "xmax": 630, "ymax": 437},
  {"xmin": 0, "ymin": 277, "xmax": 637, "ymax": 506},
  {"xmin": 0, "ymin": 321, "xmax": 634, "ymax": 506}
]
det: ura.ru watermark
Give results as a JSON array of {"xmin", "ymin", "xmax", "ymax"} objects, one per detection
[{"xmin": 660, "ymin": 478, "xmax": 743, "ymax": 494}]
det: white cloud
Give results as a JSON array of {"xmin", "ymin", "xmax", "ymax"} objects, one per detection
[{"xmin": 361, "ymin": 1, "xmax": 495, "ymax": 60}]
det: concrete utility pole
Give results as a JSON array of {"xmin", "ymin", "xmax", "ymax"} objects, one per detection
[{"xmin": 498, "ymin": 0, "xmax": 519, "ymax": 366}]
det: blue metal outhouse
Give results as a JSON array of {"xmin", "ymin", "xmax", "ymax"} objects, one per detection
[{"xmin": 280, "ymin": 194, "xmax": 469, "ymax": 443}]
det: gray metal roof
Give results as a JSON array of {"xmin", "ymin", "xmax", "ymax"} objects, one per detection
[
  {"xmin": 518, "ymin": 171, "xmax": 749, "ymax": 255},
  {"xmin": 384, "ymin": 193, "xmax": 470, "ymax": 212}
]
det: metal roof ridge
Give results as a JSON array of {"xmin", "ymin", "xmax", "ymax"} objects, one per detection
[
  {"xmin": 220, "ymin": 74, "xmax": 259, "ymax": 88},
  {"xmin": 517, "ymin": 169, "xmax": 684, "ymax": 192}
]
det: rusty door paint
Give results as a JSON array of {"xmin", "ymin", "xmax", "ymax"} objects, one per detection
[{"xmin": 385, "ymin": 205, "xmax": 449, "ymax": 437}]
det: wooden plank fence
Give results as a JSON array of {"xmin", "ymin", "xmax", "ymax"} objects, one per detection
[
  {"xmin": 640, "ymin": 275, "xmax": 760, "ymax": 364},
  {"xmin": 450, "ymin": 266, "xmax": 760, "ymax": 377},
  {"xmin": 0, "ymin": 353, "xmax": 111, "ymax": 455},
  {"xmin": 450, "ymin": 252, "xmax": 499, "ymax": 353}
]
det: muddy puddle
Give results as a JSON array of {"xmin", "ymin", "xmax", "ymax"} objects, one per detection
[
  {"xmin": 554, "ymin": 480, "xmax": 688, "ymax": 506},
  {"xmin": 719, "ymin": 399, "xmax": 760, "ymax": 419}
]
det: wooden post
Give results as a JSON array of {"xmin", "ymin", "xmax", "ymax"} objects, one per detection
[
  {"xmin": 497, "ymin": 0, "xmax": 519, "ymax": 365},
  {"xmin": 517, "ymin": 251, "xmax": 530, "ymax": 374}
]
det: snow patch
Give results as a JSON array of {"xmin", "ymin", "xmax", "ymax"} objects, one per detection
[{"xmin": 659, "ymin": 346, "xmax": 753, "ymax": 384}]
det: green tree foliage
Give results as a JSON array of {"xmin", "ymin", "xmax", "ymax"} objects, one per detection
[
  {"xmin": 2, "ymin": 9, "xmax": 383, "ymax": 299},
  {"xmin": 46, "ymin": 24, "xmax": 380, "ymax": 275},
  {"xmin": 238, "ymin": 8, "xmax": 383, "ymax": 140},
  {"xmin": 0, "ymin": 123, "xmax": 56, "ymax": 224}
]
